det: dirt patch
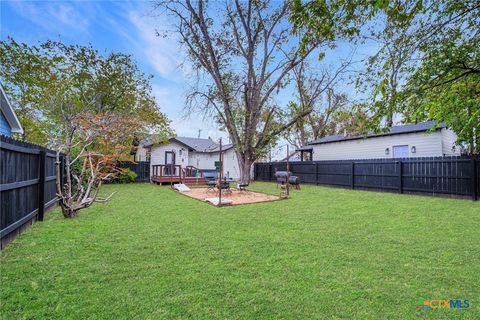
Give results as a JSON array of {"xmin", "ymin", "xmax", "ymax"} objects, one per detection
[{"xmin": 178, "ymin": 187, "xmax": 282, "ymax": 206}]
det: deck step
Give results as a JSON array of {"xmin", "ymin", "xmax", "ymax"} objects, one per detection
[{"xmin": 182, "ymin": 177, "xmax": 207, "ymax": 185}]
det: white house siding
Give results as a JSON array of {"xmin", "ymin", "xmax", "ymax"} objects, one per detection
[
  {"xmin": 222, "ymin": 149, "xmax": 240, "ymax": 179},
  {"xmin": 188, "ymin": 149, "xmax": 240, "ymax": 179},
  {"xmin": 150, "ymin": 143, "xmax": 241, "ymax": 179},
  {"xmin": 150, "ymin": 142, "xmax": 189, "ymax": 175},
  {"xmin": 134, "ymin": 146, "xmax": 149, "ymax": 161},
  {"xmin": 311, "ymin": 131, "xmax": 446, "ymax": 161},
  {"xmin": 188, "ymin": 152, "xmax": 217, "ymax": 170},
  {"xmin": 441, "ymin": 128, "xmax": 460, "ymax": 156}
]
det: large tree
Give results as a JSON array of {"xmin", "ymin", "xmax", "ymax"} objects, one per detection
[
  {"xmin": 292, "ymin": 0, "xmax": 479, "ymax": 153},
  {"xmin": 355, "ymin": 0, "xmax": 422, "ymax": 128},
  {"xmin": 0, "ymin": 38, "xmax": 172, "ymax": 146},
  {"xmin": 284, "ymin": 62, "xmax": 349, "ymax": 149},
  {"xmin": 157, "ymin": 0, "xmax": 361, "ymax": 182},
  {"xmin": 1, "ymin": 39, "xmax": 173, "ymax": 217},
  {"xmin": 404, "ymin": 1, "xmax": 479, "ymax": 154}
]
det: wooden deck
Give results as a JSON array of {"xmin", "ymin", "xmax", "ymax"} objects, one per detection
[{"xmin": 151, "ymin": 164, "xmax": 207, "ymax": 185}]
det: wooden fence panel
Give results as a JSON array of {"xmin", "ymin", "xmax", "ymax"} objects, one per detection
[
  {"xmin": 254, "ymin": 156, "xmax": 479, "ymax": 200},
  {"xmin": 0, "ymin": 135, "xmax": 63, "ymax": 249},
  {"xmin": 116, "ymin": 161, "xmax": 150, "ymax": 182}
]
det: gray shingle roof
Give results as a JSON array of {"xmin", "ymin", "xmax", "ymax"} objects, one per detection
[
  {"xmin": 139, "ymin": 134, "xmax": 234, "ymax": 153},
  {"xmin": 139, "ymin": 135, "xmax": 153, "ymax": 146},
  {"xmin": 171, "ymin": 137, "xmax": 216, "ymax": 151},
  {"xmin": 308, "ymin": 121, "xmax": 446, "ymax": 146}
]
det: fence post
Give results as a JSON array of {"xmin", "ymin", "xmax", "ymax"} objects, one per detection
[
  {"xmin": 268, "ymin": 164, "xmax": 272, "ymax": 181},
  {"xmin": 351, "ymin": 162, "xmax": 355, "ymax": 189},
  {"xmin": 472, "ymin": 158, "xmax": 478, "ymax": 201},
  {"xmin": 315, "ymin": 162, "xmax": 318, "ymax": 185},
  {"xmin": 398, "ymin": 161, "xmax": 403, "ymax": 194},
  {"xmin": 37, "ymin": 150, "xmax": 46, "ymax": 221}
]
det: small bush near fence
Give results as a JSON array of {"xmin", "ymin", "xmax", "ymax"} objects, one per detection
[
  {"xmin": 116, "ymin": 161, "xmax": 150, "ymax": 182},
  {"xmin": 113, "ymin": 168, "xmax": 138, "ymax": 183}
]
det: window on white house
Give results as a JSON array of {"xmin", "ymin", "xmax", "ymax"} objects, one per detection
[{"xmin": 392, "ymin": 145, "xmax": 409, "ymax": 158}]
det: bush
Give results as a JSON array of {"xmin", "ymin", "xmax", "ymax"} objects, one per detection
[{"xmin": 114, "ymin": 168, "xmax": 137, "ymax": 183}]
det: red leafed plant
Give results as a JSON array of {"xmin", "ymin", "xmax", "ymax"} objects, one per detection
[{"xmin": 55, "ymin": 112, "xmax": 144, "ymax": 218}]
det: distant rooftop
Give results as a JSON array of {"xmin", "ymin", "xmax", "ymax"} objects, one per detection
[
  {"xmin": 304, "ymin": 121, "xmax": 446, "ymax": 147},
  {"xmin": 140, "ymin": 135, "xmax": 233, "ymax": 153}
]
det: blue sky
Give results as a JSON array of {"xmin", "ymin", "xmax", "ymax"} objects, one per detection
[{"xmin": 1, "ymin": 0, "xmax": 375, "ymax": 153}]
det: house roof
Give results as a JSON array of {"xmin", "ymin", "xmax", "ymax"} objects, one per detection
[
  {"xmin": 172, "ymin": 137, "xmax": 234, "ymax": 153},
  {"xmin": 171, "ymin": 137, "xmax": 217, "ymax": 151},
  {"xmin": 306, "ymin": 121, "xmax": 445, "ymax": 146},
  {"xmin": 140, "ymin": 135, "xmax": 234, "ymax": 153},
  {"xmin": 0, "ymin": 84, "xmax": 23, "ymax": 134}
]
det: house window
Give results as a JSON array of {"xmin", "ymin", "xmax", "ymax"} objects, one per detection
[{"xmin": 392, "ymin": 145, "xmax": 409, "ymax": 158}]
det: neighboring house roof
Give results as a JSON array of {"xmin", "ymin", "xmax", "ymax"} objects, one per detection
[
  {"xmin": 139, "ymin": 135, "xmax": 153, "ymax": 147},
  {"xmin": 171, "ymin": 137, "xmax": 216, "ymax": 151},
  {"xmin": 305, "ymin": 121, "xmax": 445, "ymax": 147},
  {"xmin": 140, "ymin": 135, "xmax": 234, "ymax": 153},
  {"xmin": 0, "ymin": 84, "xmax": 23, "ymax": 134}
]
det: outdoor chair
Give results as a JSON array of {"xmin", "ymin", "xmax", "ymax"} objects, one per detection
[
  {"xmin": 237, "ymin": 182, "xmax": 249, "ymax": 191},
  {"xmin": 219, "ymin": 180, "xmax": 232, "ymax": 195},
  {"xmin": 206, "ymin": 179, "xmax": 217, "ymax": 192}
]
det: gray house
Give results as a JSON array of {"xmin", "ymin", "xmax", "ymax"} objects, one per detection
[
  {"xmin": 0, "ymin": 85, "xmax": 23, "ymax": 137},
  {"xmin": 298, "ymin": 121, "xmax": 460, "ymax": 161}
]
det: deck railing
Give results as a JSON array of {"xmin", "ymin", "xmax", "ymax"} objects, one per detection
[{"xmin": 151, "ymin": 164, "xmax": 182, "ymax": 179}]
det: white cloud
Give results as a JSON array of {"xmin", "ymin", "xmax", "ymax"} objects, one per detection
[
  {"xmin": 127, "ymin": 10, "xmax": 185, "ymax": 80},
  {"xmin": 7, "ymin": 1, "xmax": 90, "ymax": 34}
]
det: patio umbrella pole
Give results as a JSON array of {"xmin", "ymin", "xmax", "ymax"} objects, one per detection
[
  {"xmin": 218, "ymin": 138, "xmax": 222, "ymax": 207},
  {"xmin": 170, "ymin": 149, "xmax": 174, "ymax": 189}
]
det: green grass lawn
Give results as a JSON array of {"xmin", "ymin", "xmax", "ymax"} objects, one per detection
[{"xmin": 1, "ymin": 182, "xmax": 479, "ymax": 319}]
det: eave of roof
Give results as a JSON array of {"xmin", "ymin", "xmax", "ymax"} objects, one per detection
[
  {"xmin": 296, "ymin": 145, "xmax": 313, "ymax": 151},
  {"xmin": 307, "ymin": 121, "xmax": 445, "ymax": 146},
  {"xmin": 0, "ymin": 84, "xmax": 23, "ymax": 134},
  {"xmin": 164, "ymin": 137, "xmax": 234, "ymax": 153}
]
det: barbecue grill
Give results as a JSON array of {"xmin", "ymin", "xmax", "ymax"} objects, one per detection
[{"xmin": 274, "ymin": 171, "xmax": 300, "ymax": 189}]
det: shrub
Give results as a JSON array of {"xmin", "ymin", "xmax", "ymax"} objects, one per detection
[{"xmin": 114, "ymin": 168, "xmax": 137, "ymax": 183}]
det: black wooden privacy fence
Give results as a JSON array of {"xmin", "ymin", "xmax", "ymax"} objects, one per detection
[
  {"xmin": 116, "ymin": 161, "xmax": 150, "ymax": 182},
  {"xmin": 254, "ymin": 156, "xmax": 479, "ymax": 200},
  {"xmin": 0, "ymin": 135, "xmax": 65, "ymax": 249}
]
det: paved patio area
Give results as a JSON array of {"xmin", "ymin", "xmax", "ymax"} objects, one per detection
[{"xmin": 179, "ymin": 187, "xmax": 281, "ymax": 205}]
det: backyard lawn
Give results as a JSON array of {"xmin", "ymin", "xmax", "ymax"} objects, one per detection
[{"xmin": 1, "ymin": 182, "xmax": 479, "ymax": 319}]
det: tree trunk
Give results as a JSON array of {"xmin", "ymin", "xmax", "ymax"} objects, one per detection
[{"xmin": 237, "ymin": 154, "xmax": 253, "ymax": 184}]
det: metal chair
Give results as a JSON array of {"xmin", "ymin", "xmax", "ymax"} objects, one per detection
[
  {"xmin": 206, "ymin": 179, "xmax": 217, "ymax": 192},
  {"xmin": 237, "ymin": 182, "xmax": 249, "ymax": 191},
  {"xmin": 219, "ymin": 181, "xmax": 232, "ymax": 194}
]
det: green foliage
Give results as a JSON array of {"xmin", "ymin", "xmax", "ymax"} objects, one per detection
[
  {"xmin": 1, "ymin": 183, "xmax": 479, "ymax": 318},
  {"xmin": 402, "ymin": 2, "xmax": 480, "ymax": 153},
  {"xmin": 113, "ymin": 168, "xmax": 138, "ymax": 184},
  {"xmin": 293, "ymin": 1, "xmax": 478, "ymax": 153},
  {"xmin": 0, "ymin": 38, "xmax": 173, "ymax": 146}
]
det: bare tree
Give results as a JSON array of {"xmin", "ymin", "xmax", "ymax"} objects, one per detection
[
  {"xmin": 156, "ymin": 0, "xmax": 350, "ymax": 182},
  {"xmin": 284, "ymin": 60, "xmax": 350, "ymax": 149}
]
